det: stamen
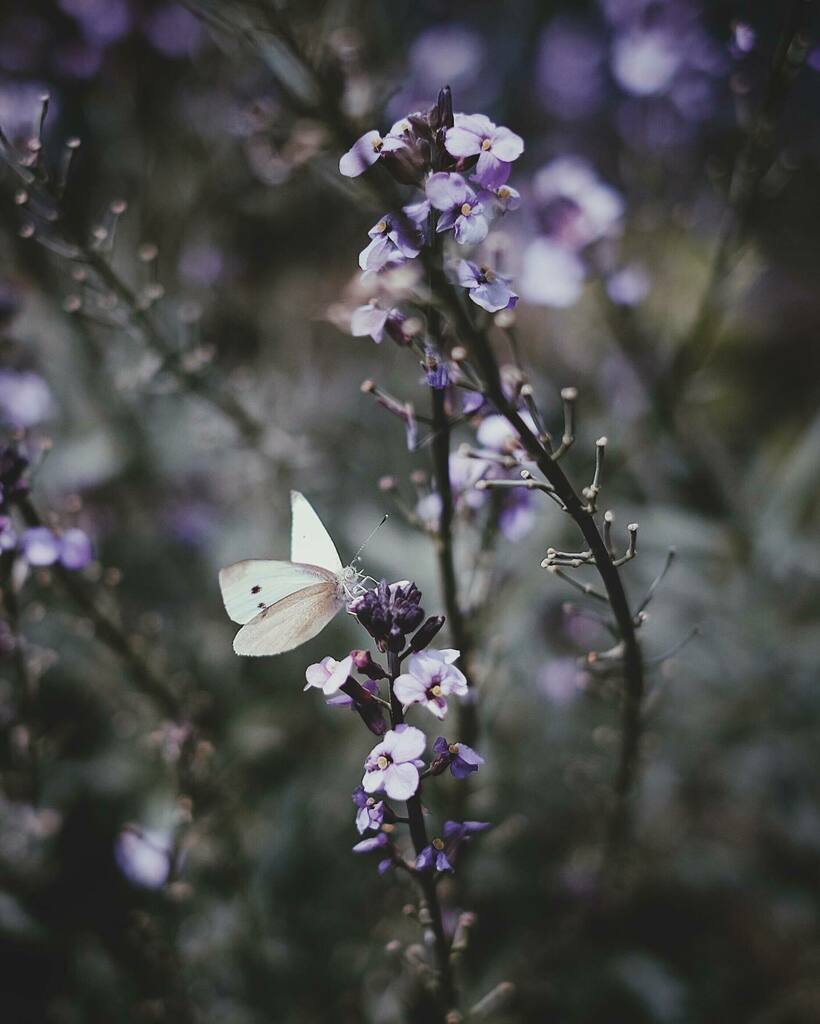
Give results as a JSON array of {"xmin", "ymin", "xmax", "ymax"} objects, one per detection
[
  {"xmin": 432, "ymin": 838, "xmax": 445, "ymax": 851},
  {"xmin": 481, "ymin": 138, "xmax": 492, "ymax": 151},
  {"xmin": 448, "ymin": 743, "xmax": 460, "ymax": 756},
  {"xmin": 431, "ymin": 685, "xmax": 443, "ymax": 697},
  {"xmin": 376, "ymin": 755, "xmax": 389, "ymax": 770},
  {"xmin": 460, "ymin": 202, "xmax": 473, "ymax": 216},
  {"xmin": 372, "ymin": 136, "xmax": 384, "ymax": 152}
]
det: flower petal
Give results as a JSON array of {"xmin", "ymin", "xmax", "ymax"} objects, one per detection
[
  {"xmin": 454, "ymin": 212, "xmax": 488, "ymax": 246},
  {"xmin": 384, "ymin": 761, "xmax": 420, "ymax": 800},
  {"xmin": 389, "ymin": 723, "xmax": 427, "ymax": 762},
  {"xmin": 394, "ymin": 674, "xmax": 428, "ymax": 705},
  {"xmin": 490, "ymin": 126, "xmax": 524, "ymax": 161},
  {"xmin": 426, "ymin": 172, "xmax": 468, "ymax": 210},
  {"xmin": 444, "ymin": 125, "xmax": 483, "ymax": 158},
  {"xmin": 339, "ymin": 130, "xmax": 382, "ymax": 177}
]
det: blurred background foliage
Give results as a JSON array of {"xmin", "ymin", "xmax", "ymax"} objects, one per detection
[{"xmin": 1, "ymin": 1, "xmax": 820, "ymax": 1022}]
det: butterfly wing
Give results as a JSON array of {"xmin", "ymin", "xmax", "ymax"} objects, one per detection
[
  {"xmin": 232, "ymin": 581, "xmax": 345, "ymax": 656},
  {"xmin": 219, "ymin": 559, "xmax": 334, "ymax": 625},
  {"xmin": 290, "ymin": 491, "xmax": 343, "ymax": 574}
]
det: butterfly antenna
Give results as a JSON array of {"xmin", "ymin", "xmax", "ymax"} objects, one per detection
[{"xmin": 352, "ymin": 514, "xmax": 389, "ymax": 564}]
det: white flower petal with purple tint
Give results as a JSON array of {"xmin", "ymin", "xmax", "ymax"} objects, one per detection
[
  {"xmin": 358, "ymin": 235, "xmax": 396, "ymax": 273},
  {"xmin": 488, "ymin": 126, "xmax": 524, "ymax": 162},
  {"xmin": 351, "ymin": 304, "xmax": 390, "ymax": 343},
  {"xmin": 534, "ymin": 157, "xmax": 623, "ymax": 249},
  {"xmin": 362, "ymin": 724, "xmax": 426, "ymax": 801},
  {"xmin": 21, "ymin": 527, "xmax": 61, "ymax": 567},
  {"xmin": 456, "ymin": 260, "xmax": 517, "ymax": 313},
  {"xmin": 426, "ymin": 172, "xmax": 469, "ymax": 211},
  {"xmin": 304, "ymin": 654, "xmax": 353, "ymax": 695},
  {"xmin": 520, "ymin": 239, "xmax": 585, "ymax": 308},
  {"xmin": 339, "ymin": 129, "xmax": 385, "ymax": 177},
  {"xmin": 59, "ymin": 528, "xmax": 93, "ymax": 570},
  {"xmin": 394, "ymin": 649, "xmax": 467, "ymax": 720},
  {"xmin": 453, "ymin": 206, "xmax": 488, "ymax": 245}
]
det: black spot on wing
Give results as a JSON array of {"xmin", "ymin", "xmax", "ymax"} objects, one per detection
[{"xmin": 251, "ymin": 585, "xmax": 261, "ymax": 594}]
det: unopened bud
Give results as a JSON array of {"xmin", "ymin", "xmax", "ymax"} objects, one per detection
[{"xmin": 410, "ymin": 615, "xmax": 445, "ymax": 652}]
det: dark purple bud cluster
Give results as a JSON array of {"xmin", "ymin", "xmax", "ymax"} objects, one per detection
[{"xmin": 349, "ymin": 578, "xmax": 425, "ymax": 652}]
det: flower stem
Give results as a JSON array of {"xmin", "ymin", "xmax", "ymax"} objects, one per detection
[{"xmin": 388, "ymin": 649, "xmax": 458, "ymax": 1017}]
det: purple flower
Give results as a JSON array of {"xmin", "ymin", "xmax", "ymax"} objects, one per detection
[
  {"xmin": 519, "ymin": 239, "xmax": 585, "ymax": 308},
  {"xmin": 445, "ymin": 113, "xmax": 524, "ymax": 189},
  {"xmin": 477, "ymin": 183, "xmax": 521, "ymax": 216},
  {"xmin": 352, "ymin": 785, "xmax": 385, "ymax": 834},
  {"xmin": 325, "ymin": 676, "xmax": 379, "ymax": 708},
  {"xmin": 304, "ymin": 654, "xmax": 354, "ymax": 695},
  {"xmin": 432, "ymin": 736, "xmax": 484, "ymax": 779},
  {"xmin": 350, "ymin": 579, "xmax": 425, "ymax": 652},
  {"xmin": 426, "ymin": 172, "xmax": 488, "ymax": 245},
  {"xmin": 416, "ymin": 820, "xmax": 490, "ymax": 873},
  {"xmin": 59, "ymin": 528, "xmax": 93, "ymax": 570},
  {"xmin": 362, "ymin": 724, "xmax": 426, "ymax": 800},
  {"xmin": 606, "ymin": 264, "xmax": 650, "ymax": 306},
  {"xmin": 456, "ymin": 260, "xmax": 518, "ymax": 313},
  {"xmin": 0, "ymin": 370, "xmax": 55, "ymax": 427},
  {"xmin": 20, "ymin": 526, "xmax": 93, "ymax": 569},
  {"xmin": 114, "ymin": 826, "xmax": 172, "ymax": 889},
  {"xmin": 350, "ymin": 303, "xmax": 406, "ymax": 344},
  {"xmin": 423, "ymin": 347, "xmax": 450, "ymax": 389},
  {"xmin": 358, "ymin": 214, "xmax": 422, "ymax": 272},
  {"xmin": 611, "ymin": 28, "xmax": 682, "ymax": 97},
  {"xmin": 351, "ymin": 831, "xmax": 395, "ymax": 874},
  {"xmin": 533, "ymin": 157, "xmax": 623, "ymax": 250},
  {"xmin": 20, "ymin": 527, "xmax": 62, "ymax": 567},
  {"xmin": 394, "ymin": 649, "xmax": 467, "ymax": 720},
  {"xmin": 339, "ymin": 120, "xmax": 411, "ymax": 178},
  {"xmin": 475, "ymin": 411, "xmax": 536, "ymax": 453}
]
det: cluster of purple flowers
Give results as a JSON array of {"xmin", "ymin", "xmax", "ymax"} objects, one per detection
[
  {"xmin": 0, "ymin": 443, "xmax": 92, "ymax": 572},
  {"xmin": 340, "ymin": 87, "xmax": 523, "ymax": 327},
  {"xmin": 304, "ymin": 579, "xmax": 488, "ymax": 876}
]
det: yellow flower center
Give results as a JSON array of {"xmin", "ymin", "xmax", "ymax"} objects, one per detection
[
  {"xmin": 480, "ymin": 266, "xmax": 496, "ymax": 283},
  {"xmin": 431, "ymin": 685, "xmax": 443, "ymax": 697},
  {"xmin": 372, "ymin": 136, "xmax": 384, "ymax": 152},
  {"xmin": 481, "ymin": 137, "xmax": 492, "ymax": 151},
  {"xmin": 498, "ymin": 187, "xmax": 510, "ymax": 199},
  {"xmin": 448, "ymin": 743, "xmax": 460, "ymax": 756},
  {"xmin": 374, "ymin": 220, "xmax": 388, "ymax": 235},
  {"xmin": 377, "ymin": 755, "xmax": 389, "ymax": 770},
  {"xmin": 460, "ymin": 203, "xmax": 473, "ymax": 217},
  {"xmin": 432, "ymin": 837, "xmax": 445, "ymax": 851}
]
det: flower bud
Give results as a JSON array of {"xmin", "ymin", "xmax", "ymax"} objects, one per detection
[{"xmin": 410, "ymin": 615, "xmax": 445, "ymax": 652}]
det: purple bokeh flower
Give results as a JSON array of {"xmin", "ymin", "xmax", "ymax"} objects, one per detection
[
  {"xmin": 533, "ymin": 157, "xmax": 624, "ymax": 250},
  {"xmin": 416, "ymin": 820, "xmax": 490, "ymax": 873},
  {"xmin": 457, "ymin": 260, "xmax": 518, "ymax": 313},
  {"xmin": 19, "ymin": 526, "xmax": 92, "ymax": 569},
  {"xmin": 445, "ymin": 114, "xmax": 524, "ymax": 189},
  {"xmin": 144, "ymin": 3, "xmax": 205, "ymax": 59},
  {"xmin": 432, "ymin": 736, "xmax": 484, "ymax": 779},
  {"xmin": 520, "ymin": 239, "xmax": 585, "ymax": 308},
  {"xmin": 394, "ymin": 649, "xmax": 467, "ymax": 720},
  {"xmin": 0, "ymin": 370, "xmax": 55, "ymax": 427},
  {"xmin": 426, "ymin": 172, "xmax": 489, "ymax": 245},
  {"xmin": 362, "ymin": 724, "xmax": 426, "ymax": 800},
  {"xmin": 115, "ymin": 826, "xmax": 172, "ymax": 889},
  {"xmin": 352, "ymin": 785, "xmax": 385, "ymax": 834}
]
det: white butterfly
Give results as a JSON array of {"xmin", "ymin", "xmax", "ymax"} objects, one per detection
[{"xmin": 219, "ymin": 491, "xmax": 362, "ymax": 657}]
